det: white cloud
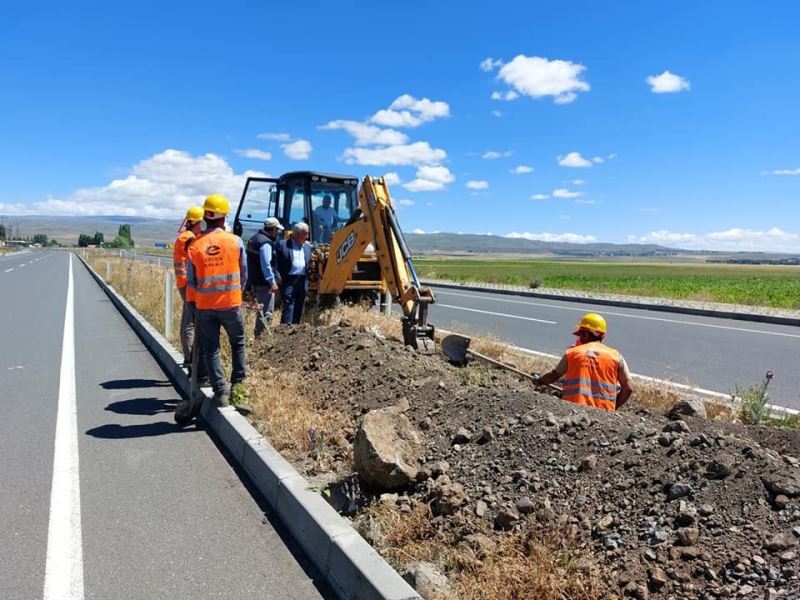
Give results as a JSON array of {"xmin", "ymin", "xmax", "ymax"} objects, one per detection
[
  {"xmin": 396, "ymin": 198, "xmax": 414, "ymax": 206},
  {"xmin": 257, "ymin": 132, "xmax": 291, "ymax": 141},
  {"xmin": 370, "ymin": 94, "xmax": 450, "ymax": 128},
  {"xmin": 491, "ymin": 110, "xmax": 503, "ymax": 118},
  {"xmin": 412, "ymin": 228, "xmax": 427, "ymax": 234},
  {"xmin": 631, "ymin": 227, "xmax": 800, "ymax": 252},
  {"xmin": 466, "ymin": 180, "xmax": 489, "ymax": 190},
  {"xmin": 282, "ymin": 139, "xmax": 312, "ymax": 160},
  {"xmin": 480, "ymin": 57, "xmax": 503, "ymax": 72},
  {"xmin": 506, "ymin": 231, "xmax": 598, "ymax": 243},
  {"xmin": 646, "ymin": 70, "xmax": 691, "ymax": 93},
  {"xmin": 592, "ymin": 156, "xmax": 604, "ymax": 164},
  {"xmin": 558, "ymin": 152, "xmax": 593, "ymax": 168},
  {"xmin": 511, "ymin": 165, "xmax": 534, "ymax": 174},
  {"xmin": 492, "ymin": 55, "xmax": 590, "ymax": 104},
  {"xmin": 235, "ymin": 148, "xmax": 272, "ymax": 160},
  {"xmin": 552, "ymin": 188, "xmax": 581, "ymax": 199},
  {"xmin": 342, "ymin": 141, "xmax": 446, "ymax": 166},
  {"xmin": 482, "ymin": 150, "xmax": 512, "ymax": 160},
  {"xmin": 0, "ymin": 149, "xmax": 268, "ymax": 218},
  {"xmin": 530, "ymin": 193, "xmax": 550, "ymax": 200},
  {"xmin": 570, "ymin": 179, "xmax": 585, "ymax": 185},
  {"xmin": 403, "ymin": 166, "xmax": 454, "ymax": 192},
  {"xmin": 383, "ymin": 172, "xmax": 402, "ymax": 185},
  {"xmin": 608, "ymin": 153, "xmax": 617, "ymax": 160},
  {"xmin": 771, "ymin": 168, "xmax": 800, "ymax": 176},
  {"xmin": 574, "ymin": 198, "xmax": 597, "ymax": 205},
  {"xmin": 491, "ymin": 90, "xmax": 519, "ymax": 101},
  {"xmin": 320, "ymin": 120, "xmax": 408, "ymax": 146}
]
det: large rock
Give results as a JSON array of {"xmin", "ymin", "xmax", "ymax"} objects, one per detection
[
  {"xmin": 353, "ymin": 406, "xmax": 422, "ymax": 491},
  {"xmin": 762, "ymin": 470, "xmax": 800, "ymax": 498},
  {"xmin": 402, "ymin": 562, "xmax": 451, "ymax": 600},
  {"xmin": 668, "ymin": 397, "xmax": 707, "ymax": 420}
]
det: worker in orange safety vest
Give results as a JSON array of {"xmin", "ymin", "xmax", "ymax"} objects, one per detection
[
  {"xmin": 535, "ymin": 313, "xmax": 633, "ymax": 411},
  {"xmin": 186, "ymin": 194, "xmax": 248, "ymax": 409},
  {"xmin": 173, "ymin": 206, "xmax": 204, "ymax": 368}
]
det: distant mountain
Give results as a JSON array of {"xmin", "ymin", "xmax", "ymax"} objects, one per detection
[
  {"xmin": 1, "ymin": 215, "xmax": 179, "ymax": 247},
  {"xmin": 403, "ymin": 232, "xmax": 675, "ymax": 257},
  {"xmin": 3, "ymin": 215, "xmax": 799, "ymax": 262}
]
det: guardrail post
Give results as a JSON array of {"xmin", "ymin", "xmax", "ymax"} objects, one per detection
[
  {"xmin": 106, "ymin": 261, "xmax": 112, "ymax": 280},
  {"xmin": 165, "ymin": 271, "xmax": 174, "ymax": 340}
]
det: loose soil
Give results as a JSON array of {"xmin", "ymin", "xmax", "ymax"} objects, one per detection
[{"xmin": 249, "ymin": 321, "xmax": 800, "ymax": 599}]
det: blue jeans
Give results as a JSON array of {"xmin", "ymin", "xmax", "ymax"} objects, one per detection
[
  {"xmin": 196, "ymin": 307, "xmax": 247, "ymax": 395},
  {"xmin": 253, "ymin": 285, "xmax": 276, "ymax": 337},
  {"xmin": 280, "ymin": 275, "xmax": 307, "ymax": 325}
]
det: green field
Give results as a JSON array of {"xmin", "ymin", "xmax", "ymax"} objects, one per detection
[{"xmin": 414, "ymin": 258, "xmax": 800, "ymax": 309}]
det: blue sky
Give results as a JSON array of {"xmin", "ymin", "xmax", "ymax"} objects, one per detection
[{"xmin": 1, "ymin": 1, "xmax": 799, "ymax": 251}]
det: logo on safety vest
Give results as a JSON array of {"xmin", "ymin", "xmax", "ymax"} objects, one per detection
[
  {"xmin": 206, "ymin": 245, "xmax": 221, "ymax": 256},
  {"xmin": 336, "ymin": 231, "xmax": 356, "ymax": 264}
]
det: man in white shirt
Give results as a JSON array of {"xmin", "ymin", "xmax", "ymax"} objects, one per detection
[{"xmin": 275, "ymin": 222, "xmax": 312, "ymax": 324}]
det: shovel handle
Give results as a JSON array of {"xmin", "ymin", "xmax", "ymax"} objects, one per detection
[{"xmin": 466, "ymin": 348, "xmax": 562, "ymax": 393}]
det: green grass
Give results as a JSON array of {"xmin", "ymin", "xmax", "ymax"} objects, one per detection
[{"xmin": 414, "ymin": 258, "xmax": 800, "ymax": 309}]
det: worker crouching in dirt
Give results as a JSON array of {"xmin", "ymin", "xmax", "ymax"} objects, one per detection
[
  {"xmin": 536, "ymin": 313, "xmax": 633, "ymax": 411},
  {"xmin": 187, "ymin": 193, "xmax": 248, "ymax": 407}
]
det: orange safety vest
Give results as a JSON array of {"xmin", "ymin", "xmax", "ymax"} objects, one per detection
[
  {"xmin": 173, "ymin": 230, "xmax": 195, "ymax": 289},
  {"xmin": 187, "ymin": 229, "xmax": 243, "ymax": 310},
  {"xmin": 561, "ymin": 342, "xmax": 621, "ymax": 411}
]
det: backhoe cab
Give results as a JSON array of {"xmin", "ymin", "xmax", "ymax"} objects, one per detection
[{"xmin": 233, "ymin": 171, "xmax": 436, "ymax": 353}]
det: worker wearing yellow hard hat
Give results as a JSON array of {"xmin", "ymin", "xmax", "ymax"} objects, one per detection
[
  {"xmin": 179, "ymin": 194, "xmax": 249, "ymax": 421},
  {"xmin": 173, "ymin": 207, "xmax": 205, "ymax": 368},
  {"xmin": 535, "ymin": 312, "xmax": 633, "ymax": 411}
]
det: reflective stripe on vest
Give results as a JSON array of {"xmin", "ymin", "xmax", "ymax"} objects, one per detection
[
  {"xmin": 173, "ymin": 230, "xmax": 195, "ymax": 289},
  {"xmin": 187, "ymin": 229, "xmax": 242, "ymax": 310},
  {"xmin": 562, "ymin": 342, "xmax": 621, "ymax": 411}
]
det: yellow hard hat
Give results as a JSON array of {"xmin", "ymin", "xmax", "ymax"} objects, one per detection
[
  {"xmin": 203, "ymin": 194, "xmax": 230, "ymax": 218},
  {"xmin": 185, "ymin": 206, "xmax": 204, "ymax": 222},
  {"xmin": 573, "ymin": 312, "xmax": 607, "ymax": 335}
]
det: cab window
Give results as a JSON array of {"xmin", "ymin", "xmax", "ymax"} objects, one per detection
[{"xmin": 310, "ymin": 184, "xmax": 357, "ymax": 244}]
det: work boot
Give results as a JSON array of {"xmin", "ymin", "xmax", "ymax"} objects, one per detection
[
  {"xmin": 174, "ymin": 399, "xmax": 194, "ymax": 426},
  {"xmin": 212, "ymin": 390, "xmax": 230, "ymax": 407}
]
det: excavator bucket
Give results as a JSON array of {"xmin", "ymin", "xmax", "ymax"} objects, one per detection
[
  {"xmin": 402, "ymin": 318, "xmax": 437, "ymax": 355},
  {"xmin": 441, "ymin": 334, "xmax": 471, "ymax": 365}
]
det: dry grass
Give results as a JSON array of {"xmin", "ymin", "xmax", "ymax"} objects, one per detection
[
  {"xmin": 366, "ymin": 502, "xmax": 603, "ymax": 600},
  {"xmin": 246, "ymin": 348, "xmax": 352, "ymax": 459}
]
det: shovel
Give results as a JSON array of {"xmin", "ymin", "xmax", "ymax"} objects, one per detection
[{"xmin": 442, "ymin": 334, "xmax": 561, "ymax": 394}]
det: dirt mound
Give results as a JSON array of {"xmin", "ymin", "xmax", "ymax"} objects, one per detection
[{"xmin": 253, "ymin": 321, "xmax": 800, "ymax": 599}]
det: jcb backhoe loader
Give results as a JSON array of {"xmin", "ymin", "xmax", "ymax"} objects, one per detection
[{"xmin": 233, "ymin": 171, "xmax": 436, "ymax": 353}]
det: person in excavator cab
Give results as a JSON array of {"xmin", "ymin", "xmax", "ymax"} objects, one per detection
[
  {"xmin": 312, "ymin": 194, "xmax": 337, "ymax": 243},
  {"xmin": 535, "ymin": 313, "xmax": 633, "ymax": 411}
]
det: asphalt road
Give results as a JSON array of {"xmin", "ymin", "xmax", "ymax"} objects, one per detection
[
  {"xmin": 0, "ymin": 251, "xmax": 331, "ymax": 600},
  {"xmin": 428, "ymin": 285, "xmax": 800, "ymax": 410}
]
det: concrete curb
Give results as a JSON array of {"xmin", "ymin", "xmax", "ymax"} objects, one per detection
[
  {"xmin": 76, "ymin": 254, "xmax": 422, "ymax": 600},
  {"xmin": 424, "ymin": 280, "xmax": 800, "ymax": 327}
]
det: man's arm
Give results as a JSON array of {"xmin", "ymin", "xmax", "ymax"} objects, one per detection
[
  {"xmin": 616, "ymin": 356, "xmax": 633, "ymax": 409},
  {"xmin": 537, "ymin": 355, "xmax": 567, "ymax": 386},
  {"xmin": 259, "ymin": 243, "xmax": 278, "ymax": 290},
  {"xmin": 237, "ymin": 237, "xmax": 248, "ymax": 290}
]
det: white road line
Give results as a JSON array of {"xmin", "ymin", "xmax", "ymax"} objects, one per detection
[
  {"xmin": 437, "ymin": 303, "xmax": 557, "ymax": 324},
  {"xmin": 4, "ymin": 268, "xmax": 12, "ymax": 273},
  {"xmin": 435, "ymin": 289, "xmax": 800, "ymax": 339},
  {"xmin": 43, "ymin": 254, "xmax": 84, "ymax": 600}
]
